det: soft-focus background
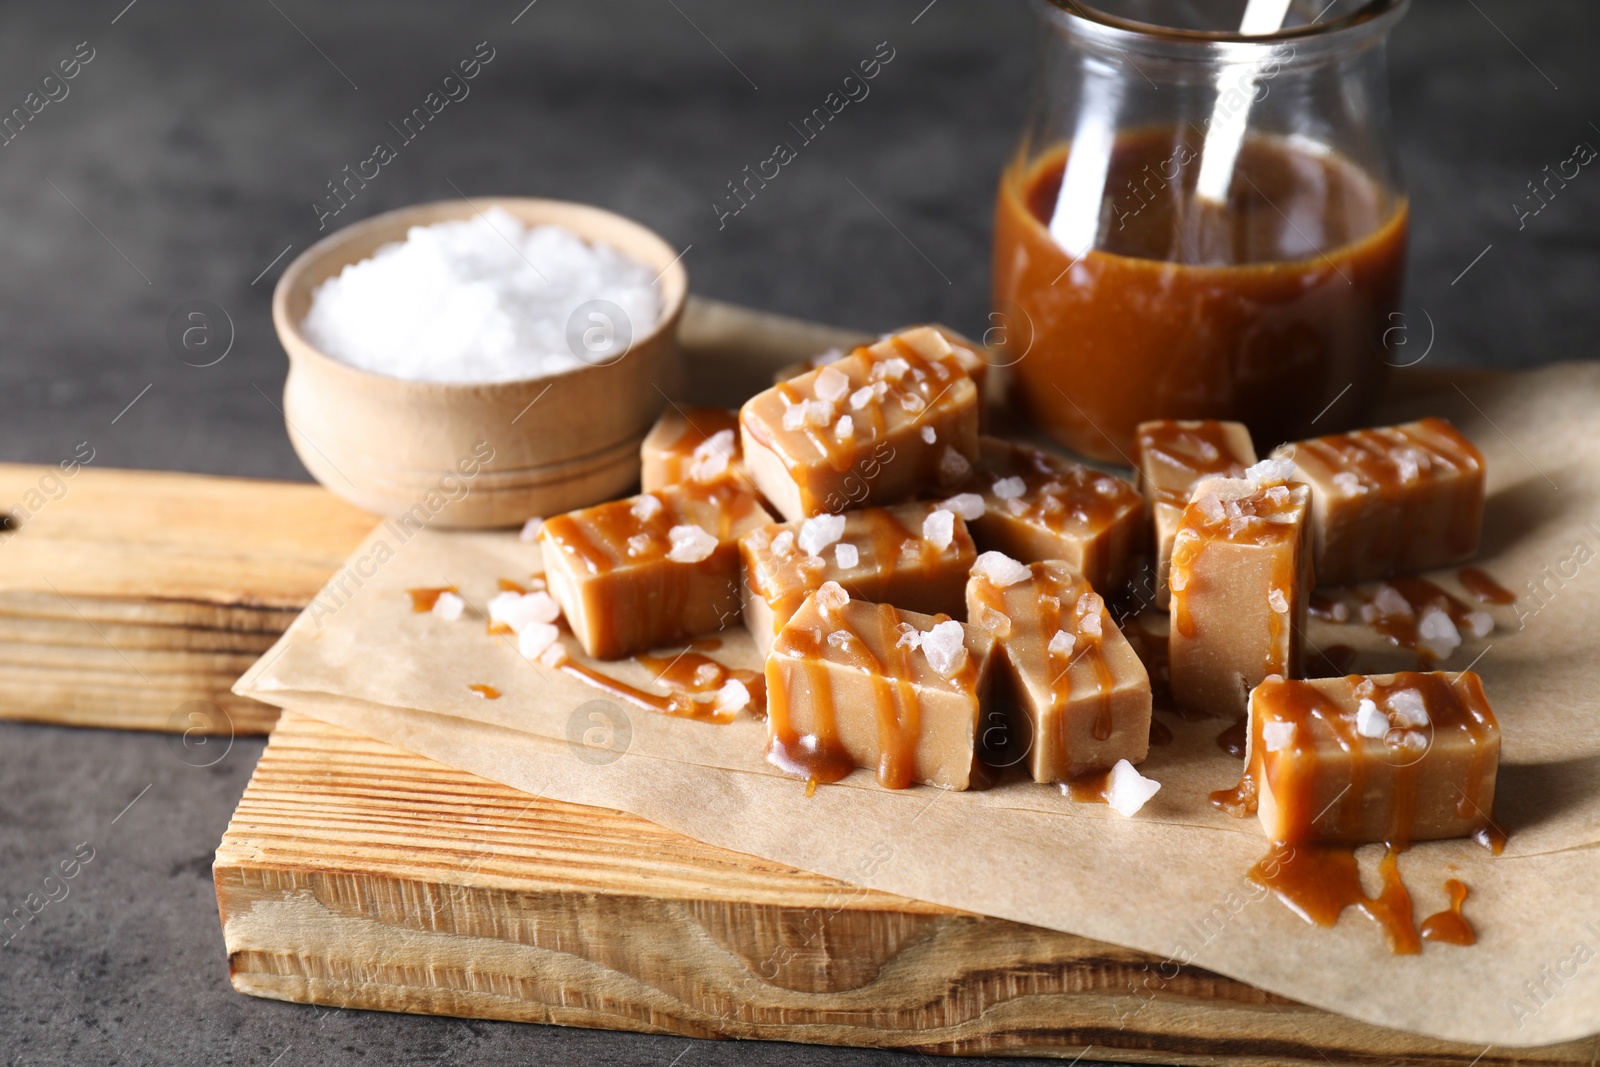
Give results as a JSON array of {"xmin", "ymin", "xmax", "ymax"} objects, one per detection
[{"xmin": 1, "ymin": 2, "xmax": 1595, "ymax": 1065}]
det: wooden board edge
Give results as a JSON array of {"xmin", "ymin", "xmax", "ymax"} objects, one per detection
[{"xmin": 212, "ymin": 712, "xmax": 1600, "ymax": 1067}]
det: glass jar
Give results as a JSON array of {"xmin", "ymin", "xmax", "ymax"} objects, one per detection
[{"xmin": 993, "ymin": 0, "xmax": 1410, "ymax": 463}]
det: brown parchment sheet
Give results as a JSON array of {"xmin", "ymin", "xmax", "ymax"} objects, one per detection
[{"xmin": 239, "ymin": 361, "xmax": 1600, "ymax": 1047}]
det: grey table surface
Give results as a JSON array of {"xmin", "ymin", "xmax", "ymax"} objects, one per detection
[{"xmin": 0, "ymin": 2, "xmax": 1595, "ymax": 1065}]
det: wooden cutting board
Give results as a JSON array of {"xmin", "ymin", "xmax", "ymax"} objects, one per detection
[
  {"xmin": 0, "ymin": 464, "xmax": 375, "ymax": 734},
  {"xmin": 215, "ymin": 710, "xmax": 1599, "ymax": 1066},
  {"xmin": 6, "ymin": 297, "xmax": 1566, "ymax": 1061}
]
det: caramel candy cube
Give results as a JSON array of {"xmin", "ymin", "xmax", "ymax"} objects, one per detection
[
  {"xmin": 765, "ymin": 583, "xmax": 994, "ymax": 790},
  {"xmin": 539, "ymin": 483, "xmax": 772, "ymax": 659},
  {"xmin": 966, "ymin": 555, "xmax": 1152, "ymax": 781},
  {"xmin": 1169, "ymin": 468, "xmax": 1313, "ymax": 718},
  {"xmin": 740, "ymin": 502, "xmax": 977, "ymax": 657},
  {"xmin": 1273, "ymin": 417, "xmax": 1486, "ymax": 587},
  {"xmin": 967, "ymin": 436, "xmax": 1145, "ymax": 596},
  {"xmin": 640, "ymin": 406, "xmax": 745, "ymax": 494},
  {"xmin": 739, "ymin": 326, "xmax": 980, "ymax": 521},
  {"xmin": 1239, "ymin": 672, "xmax": 1500, "ymax": 844},
  {"xmin": 772, "ymin": 322, "xmax": 995, "ymax": 414},
  {"xmin": 1134, "ymin": 420, "xmax": 1257, "ymax": 608}
]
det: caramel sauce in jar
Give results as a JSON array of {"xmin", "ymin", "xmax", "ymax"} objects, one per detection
[{"xmin": 994, "ymin": 130, "xmax": 1408, "ymax": 462}]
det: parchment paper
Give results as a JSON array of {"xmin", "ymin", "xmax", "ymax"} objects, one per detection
[{"xmin": 238, "ymin": 362, "xmax": 1600, "ymax": 1047}]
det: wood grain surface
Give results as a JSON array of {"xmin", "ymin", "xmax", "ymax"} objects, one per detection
[
  {"xmin": 214, "ymin": 711, "xmax": 1599, "ymax": 1066},
  {"xmin": 0, "ymin": 463, "xmax": 375, "ymax": 733}
]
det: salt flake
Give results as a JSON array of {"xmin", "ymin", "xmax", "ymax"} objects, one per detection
[
  {"xmin": 922, "ymin": 508, "xmax": 956, "ymax": 552},
  {"xmin": 1106, "ymin": 759, "xmax": 1161, "ymax": 818},
  {"xmin": 667, "ymin": 524, "xmax": 718, "ymax": 563}
]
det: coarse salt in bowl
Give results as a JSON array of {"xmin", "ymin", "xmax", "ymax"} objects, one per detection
[
  {"xmin": 302, "ymin": 207, "xmax": 662, "ymax": 384},
  {"xmin": 273, "ymin": 198, "xmax": 688, "ymax": 528}
]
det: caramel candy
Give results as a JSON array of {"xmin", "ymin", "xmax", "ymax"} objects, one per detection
[
  {"xmin": 539, "ymin": 482, "xmax": 772, "ymax": 659},
  {"xmin": 1169, "ymin": 465, "xmax": 1313, "ymax": 718},
  {"xmin": 740, "ymin": 502, "xmax": 976, "ymax": 657},
  {"xmin": 966, "ymin": 555, "xmax": 1152, "ymax": 781},
  {"xmin": 773, "ymin": 323, "xmax": 995, "ymax": 414},
  {"xmin": 765, "ymin": 583, "xmax": 995, "ymax": 790},
  {"xmin": 1134, "ymin": 420, "xmax": 1257, "ymax": 608},
  {"xmin": 1233, "ymin": 672, "xmax": 1499, "ymax": 844},
  {"xmin": 967, "ymin": 436, "xmax": 1145, "ymax": 596},
  {"xmin": 640, "ymin": 406, "xmax": 745, "ymax": 493},
  {"xmin": 1273, "ymin": 417, "xmax": 1486, "ymax": 587},
  {"xmin": 740, "ymin": 326, "xmax": 980, "ymax": 521}
]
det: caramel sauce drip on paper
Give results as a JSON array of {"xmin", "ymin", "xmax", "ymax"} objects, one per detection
[
  {"xmin": 1356, "ymin": 576, "xmax": 1487, "ymax": 667},
  {"xmin": 555, "ymin": 647, "xmax": 762, "ymax": 726},
  {"xmin": 1458, "ymin": 566, "xmax": 1516, "ymax": 605},
  {"xmin": 1216, "ymin": 719, "xmax": 1248, "ymax": 759},
  {"xmin": 1253, "ymin": 843, "xmax": 1421, "ymax": 955},
  {"xmin": 467, "ymin": 684, "xmax": 501, "ymax": 700},
  {"xmin": 1064, "ymin": 767, "xmax": 1113, "ymax": 805},
  {"xmin": 1215, "ymin": 672, "xmax": 1498, "ymax": 955},
  {"xmin": 1419, "ymin": 879, "xmax": 1476, "ymax": 946},
  {"xmin": 406, "ymin": 586, "xmax": 457, "ymax": 612}
]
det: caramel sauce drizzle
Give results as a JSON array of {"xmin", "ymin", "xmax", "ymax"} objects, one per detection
[
  {"xmin": 748, "ymin": 505, "xmax": 947, "ymax": 626},
  {"xmin": 540, "ymin": 482, "xmax": 762, "ymax": 578},
  {"xmin": 467, "ymin": 684, "xmax": 501, "ymax": 700},
  {"xmin": 406, "ymin": 586, "xmax": 457, "ymax": 612},
  {"xmin": 555, "ymin": 644, "xmax": 763, "ymax": 725},
  {"xmin": 1458, "ymin": 567, "xmax": 1516, "ymax": 605},
  {"xmin": 1064, "ymin": 767, "xmax": 1113, "ymax": 805},
  {"xmin": 1294, "ymin": 418, "xmax": 1484, "ymax": 577},
  {"xmin": 976, "ymin": 439, "xmax": 1142, "ymax": 536},
  {"xmin": 1216, "ymin": 719, "xmax": 1248, "ymax": 759},
  {"xmin": 1253, "ymin": 843, "xmax": 1421, "ymax": 955},
  {"xmin": 1167, "ymin": 483, "xmax": 1304, "ymax": 664},
  {"xmin": 766, "ymin": 599, "xmax": 979, "ymax": 790},
  {"xmin": 658, "ymin": 406, "xmax": 742, "ymax": 482},
  {"xmin": 761, "ymin": 337, "xmax": 970, "ymax": 478},
  {"xmin": 971, "ymin": 565, "xmax": 1119, "ymax": 759},
  {"xmin": 1215, "ymin": 672, "xmax": 1499, "ymax": 955},
  {"xmin": 1134, "ymin": 420, "xmax": 1252, "ymax": 508},
  {"xmin": 1356, "ymin": 575, "xmax": 1486, "ymax": 667},
  {"xmin": 1419, "ymin": 879, "xmax": 1475, "ymax": 946}
]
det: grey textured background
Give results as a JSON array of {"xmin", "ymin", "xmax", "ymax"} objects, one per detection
[{"xmin": 0, "ymin": 2, "xmax": 1595, "ymax": 1065}]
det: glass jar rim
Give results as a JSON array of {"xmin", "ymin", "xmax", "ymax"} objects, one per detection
[{"xmin": 1037, "ymin": 0, "xmax": 1408, "ymax": 55}]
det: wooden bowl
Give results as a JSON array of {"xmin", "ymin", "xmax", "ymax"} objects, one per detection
[{"xmin": 272, "ymin": 198, "xmax": 686, "ymax": 528}]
